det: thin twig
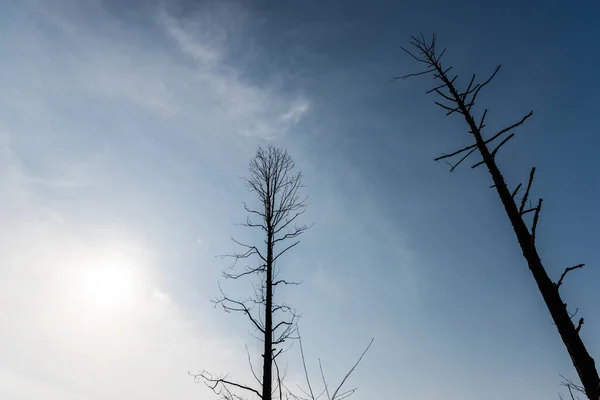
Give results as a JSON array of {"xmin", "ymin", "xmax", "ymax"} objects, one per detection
[{"xmin": 556, "ymin": 264, "xmax": 585, "ymax": 288}]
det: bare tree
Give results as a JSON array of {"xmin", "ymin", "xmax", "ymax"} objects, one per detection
[
  {"xmin": 191, "ymin": 145, "xmax": 310, "ymax": 400},
  {"xmin": 394, "ymin": 33, "xmax": 599, "ymax": 400}
]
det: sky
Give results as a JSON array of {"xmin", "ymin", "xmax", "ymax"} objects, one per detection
[{"xmin": 0, "ymin": 0, "xmax": 599, "ymax": 399}]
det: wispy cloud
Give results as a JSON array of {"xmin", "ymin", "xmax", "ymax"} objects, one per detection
[
  {"xmin": 156, "ymin": 4, "xmax": 310, "ymax": 139},
  {"xmin": 2, "ymin": 0, "xmax": 309, "ymax": 143}
]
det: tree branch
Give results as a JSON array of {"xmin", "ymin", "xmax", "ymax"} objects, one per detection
[
  {"xmin": 329, "ymin": 338, "xmax": 374, "ymax": 400},
  {"xmin": 556, "ymin": 264, "xmax": 585, "ymax": 289},
  {"xmin": 191, "ymin": 370, "xmax": 262, "ymax": 399},
  {"xmin": 273, "ymin": 241, "xmax": 301, "ymax": 262},
  {"xmin": 391, "ymin": 68, "xmax": 436, "ymax": 81},
  {"xmin": 576, "ymin": 318, "xmax": 584, "ymax": 333},
  {"xmin": 531, "ymin": 198, "xmax": 543, "ymax": 243},
  {"xmin": 519, "ymin": 167, "xmax": 536, "ymax": 214},
  {"xmin": 273, "ymin": 279, "xmax": 302, "ymax": 286},
  {"xmin": 246, "ymin": 345, "xmax": 262, "ymax": 387},
  {"xmin": 213, "ymin": 286, "xmax": 265, "ymax": 333}
]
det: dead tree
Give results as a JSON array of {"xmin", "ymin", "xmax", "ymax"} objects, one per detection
[
  {"xmin": 394, "ymin": 33, "xmax": 599, "ymax": 400},
  {"xmin": 192, "ymin": 145, "xmax": 310, "ymax": 400}
]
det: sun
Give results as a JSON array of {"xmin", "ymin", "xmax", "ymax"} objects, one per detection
[
  {"xmin": 84, "ymin": 263, "xmax": 135, "ymax": 309},
  {"xmin": 76, "ymin": 254, "xmax": 141, "ymax": 318}
]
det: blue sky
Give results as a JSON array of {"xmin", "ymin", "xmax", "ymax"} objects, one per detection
[{"xmin": 1, "ymin": 0, "xmax": 599, "ymax": 399}]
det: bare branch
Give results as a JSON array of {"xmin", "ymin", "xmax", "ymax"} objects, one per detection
[
  {"xmin": 242, "ymin": 216, "xmax": 268, "ymax": 231},
  {"xmin": 273, "ymin": 241, "xmax": 301, "ymax": 262},
  {"xmin": 433, "ymin": 87, "xmax": 457, "ymax": 103},
  {"xmin": 275, "ymin": 357, "xmax": 284, "ymax": 400},
  {"xmin": 273, "ymin": 279, "xmax": 302, "ymax": 286},
  {"xmin": 556, "ymin": 264, "xmax": 585, "ymax": 289},
  {"xmin": 318, "ymin": 360, "xmax": 331, "ymax": 400},
  {"xmin": 512, "ymin": 183, "xmax": 523, "ymax": 198},
  {"xmin": 560, "ymin": 374, "xmax": 586, "ymax": 399},
  {"xmin": 231, "ymin": 238, "xmax": 268, "ymax": 263},
  {"xmin": 435, "ymin": 113, "xmax": 526, "ymax": 172},
  {"xmin": 435, "ymin": 143, "xmax": 477, "ymax": 162},
  {"xmin": 213, "ymin": 285, "xmax": 265, "ymax": 333},
  {"xmin": 471, "ymin": 133, "xmax": 516, "ymax": 168},
  {"xmin": 297, "ymin": 332, "xmax": 316, "ymax": 400},
  {"xmin": 460, "ymin": 74, "xmax": 477, "ymax": 100},
  {"xmin": 191, "ymin": 370, "xmax": 262, "ymax": 399},
  {"xmin": 519, "ymin": 167, "xmax": 536, "ymax": 214},
  {"xmin": 293, "ymin": 329, "xmax": 373, "ymax": 400},
  {"xmin": 576, "ymin": 318, "xmax": 584, "ymax": 333},
  {"xmin": 434, "ymin": 100, "xmax": 462, "ymax": 116},
  {"xmin": 448, "ymin": 147, "xmax": 479, "ymax": 172},
  {"xmin": 243, "ymin": 202, "xmax": 266, "ymax": 218},
  {"xmin": 391, "ymin": 68, "xmax": 436, "ymax": 81},
  {"xmin": 531, "ymin": 198, "xmax": 543, "ymax": 243},
  {"xmin": 223, "ymin": 263, "xmax": 266, "ymax": 280},
  {"xmin": 492, "ymin": 111, "xmax": 534, "ymax": 141},
  {"xmin": 399, "ymin": 45, "xmax": 429, "ymax": 64},
  {"xmin": 478, "ymin": 109, "xmax": 488, "ymax": 130},
  {"xmin": 330, "ymin": 338, "xmax": 374, "ymax": 400},
  {"xmin": 466, "ymin": 65, "xmax": 502, "ymax": 111},
  {"xmin": 273, "ymin": 320, "xmax": 293, "ymax": 332},
  {"xmin": 246, "ymin": 345, "xmax": 262, "ymax": 387},
  {"xmin": 569, "ymin": 308, "xmax": 580, "ymax": 320},
  {"xmin": 272, "ymin": 304, "xmax": 293, "ymax": 313}
]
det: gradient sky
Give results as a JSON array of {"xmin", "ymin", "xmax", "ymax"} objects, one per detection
[{"xmin": 1, "ymin": 0, "xmax": 599, "ymax": 399}]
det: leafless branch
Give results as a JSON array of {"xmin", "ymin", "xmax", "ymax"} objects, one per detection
[
  {"xmin": 292, "ymin": 330, "xmax": 373, "ymax": 400},
  {"xmin": 511, "ymin": 183, "xmax": 522, "ymax": 198},
  {"xmin": 531, "ymin": 198, "xmax": 543, "ymax": 243},
  {"xmin": 318, "ymin": 360, "xmax": 331, "ymax": 400},
  {"xmin": 494, "ymin": 111, "xmax": 534, "ymax": 138},
  {"xmin": 275, "ymin": 357, "xmax": 284, "ymax": 400},
  {"xmin": 191, "ymin": 370, "xmax": 262, "ymax": 400},
  {"xmin": 569, "ymin": 308, "xmax": 580, "ymax": 320},
  {"xmin": 298, "ymin": 334, "xmax": 316, "ymax": 400},
  {"xmin": 466, "ymin": 65, "xmax": 501, "ymax": 111},
  {"xmin": 329, "ymin": 338, "xmax": 374, "ymax": 400},
  {"xmin": 246, "ymin": 345, "xmax": 262, "ymax": 387},
  {"xmin": 471, "ymin": 132, "xmax": 515, "ymax": 168},
  {"xmin": 273, "ymin": 279, "xmax": 302, "ymax": 286},
  {"xmin": 519, "ymin": 167, "xmax": 536, "ymax": 214},
  {"xmin": 556, "ymin": 264, "xmax": 585, "ymax": 289},
  {"xmin": 273, "ymin": 241, "xmax": 301, "ymax": 262},
  {"xmin": 560, "ymin": 374, "xmax": 585, "ymax": 399},
  {"xmin": 223, "ymin": 264, "xmax": 266, "ymax": 280},
  {"xmin": 213, "ymin": 285, "xmax": 265, "ymax": 334},
  {"xmin": 391, "ymin": 67, "xmax": 436, "ymax": 81}
]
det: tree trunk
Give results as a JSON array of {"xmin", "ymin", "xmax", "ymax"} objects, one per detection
[{"xmin": 263, "ymin": 226, "xmax": 274, "ymax": 400}]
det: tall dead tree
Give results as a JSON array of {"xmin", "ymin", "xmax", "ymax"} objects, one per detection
[
  {"xmin": 192, "ymin": 145, "xmax": 310, "ymax": 400},
  {"xmin": 394, "ymin": 34, "xmax": 599, "ymax": 400}
]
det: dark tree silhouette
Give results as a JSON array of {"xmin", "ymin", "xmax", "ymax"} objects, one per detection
[
  {"xmin": 192, "ymin": 145, "xmax": 310, "ymax": 400},
  {"xmin": 394, "ymin": 33, "xmax": 599, "ymax": 400}
]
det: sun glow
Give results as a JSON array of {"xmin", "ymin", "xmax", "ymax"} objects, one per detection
[
  {"xmin": 74, "ymin": 252, "xmax": 143, "ymax": 320},
  {"xmin": 83, "ymin": 263, "xmax": 135, "ymax": 309}
]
